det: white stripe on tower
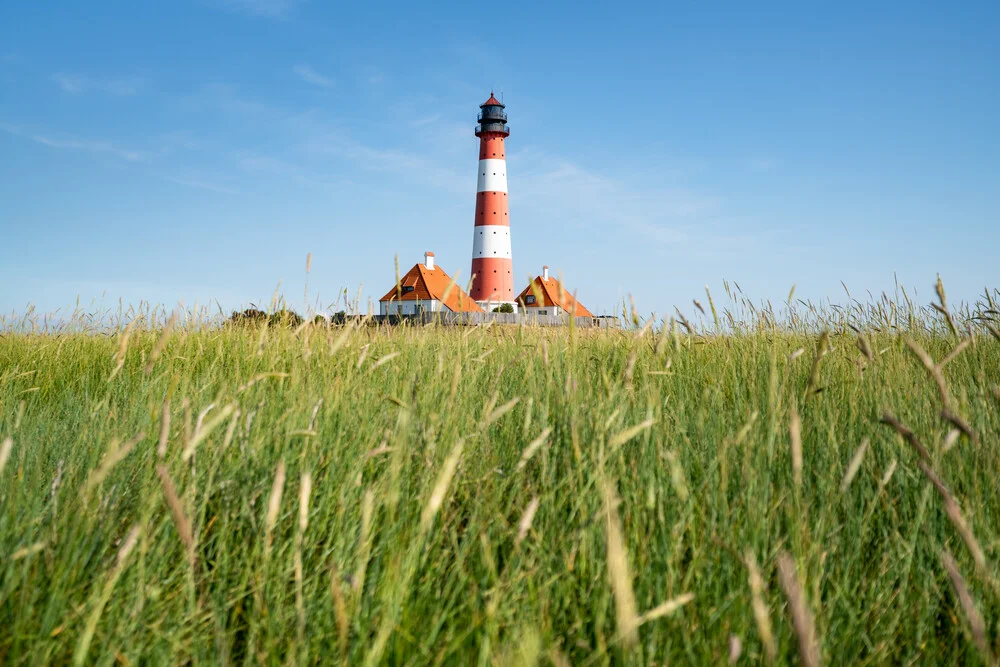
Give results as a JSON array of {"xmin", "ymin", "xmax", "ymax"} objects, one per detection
[
  {"xmin": 476, "ymin": 159, "xmax": 507, "ymax": 193},
  {"xmin": 472, "ymin": 225, "xmax": 512, "ymax": 257}
]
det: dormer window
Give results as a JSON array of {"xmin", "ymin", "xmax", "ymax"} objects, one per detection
[
  {"xmin": 525, "ymin": 295, "xmax": 536, "ymax": 305},
  {"xmin": 402, "ymin": 286, "xmax": 415, "ymax": 294}
]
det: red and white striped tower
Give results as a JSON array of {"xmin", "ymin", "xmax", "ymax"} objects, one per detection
[{"xmin": 470, "ymin": 93, "xmax": 515, "ymax": 310}]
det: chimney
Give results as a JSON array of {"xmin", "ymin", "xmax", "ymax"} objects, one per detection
[
  {"xmin": 542, "ymin": 265, "xmax": 549, "ymax": 280},
  {"xmin": 424, "ymin": 251, "xmax": 435, "ymax": 270}
]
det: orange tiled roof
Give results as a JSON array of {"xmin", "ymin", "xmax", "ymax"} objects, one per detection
[
  {"xmin": 481, "ymin": 92, "xmax": 503, "ymax": 107},
  {"xmin": 379, "ymin": 263, "xmax": 484, "ymax": 313},
  {"xmin": 516, "ymin": 275, "xmax": 594, "ymax": 317}
]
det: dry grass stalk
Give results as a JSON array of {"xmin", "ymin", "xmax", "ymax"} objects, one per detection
[
  {"xmin": 664, "ymin": 450, "xmax": 690, "ymax": 501},
  {"xmin": 933, "ymin": 275, "xmax": 959, "ymax": 336},
  {"xmin": 940, "ymin": 339, "xmax": 970, "ymax": 368},
  {"xmin": 182, "ymin": 404, "xmax": 236, "ymax": 462},
  {"xmin": 356, "ymin": 343, "xmax": 370, "ymax": 369},
  {"xmin": 608, "ymin": 418, "xmax": 655, "ymax": 450},
  {"xmin": 940, "ymin": 550, "xmax": 994, "ymax": 664},
  {"xmin": 144, "ymin": 311, "xmax": 178, "ymax": 375},
  {"xmin": 776, "ymin": 552, "xmax": 820, "ymax": 667},
  {"xmin": 729, "ymin": 635, "xmax": 743, "ymax": 664},
  {"xmin": 221, "ymin": 408, "xmax": 240, "ymax": 450},
  {"xmin": 602, "ymin": 479, "xmax": 639, "ymax": 647},
  {"xmin": 295, "ymin": 471, "xmax": 312, "ymax": 645},
  {"xmin": 328, "ymin": 320, "xmax": 355, "ymax": 356},
  {"xmin": 623, "ymin": 350, "xmax": 638, "ymax": 383},
  {"xmin": 421, "ymin": 439, "xmax": 464, "ymax": 532},
  {"xmin": 0, "ymin": 437, "xmax": 12, "ymax": 477},
  {"xmin": 156, "ymin": 466, "xmax": 195, "ymax": 567},
  {"xmin": 372, "ymin": 351, "xmax": 400, "ymax": 369},
  {"xmin": 72, "ymin": 523, "xmax": 141, "ymax": 666},
  {"xmin": 157, "ymin": 399, "xmax": 171, "ymax": 459},
  {"xmin": 517, "ymin": 427, "xmax": 552, "ymax": 471},
  {"xmin": 515, "ymin": 496, "xmax": 540, "ymax": 546},
  {"xmin": 674, "ymin": 307, "xmax": 693, "ymax": 334},
  {"xmin": 880, "ymin": 412, "xmax": 933, "ymax": 464},
  {"xmin": 706, "ymin": 285, "xmax": 720, "ymax": 329},
  {"xmin": 904, "ymin": 337, "xmax": 954, "ymax": 409},
  {"xmin": 925, "ymin": 465, "xmax": 987, "ymax": 572},
  {"xmin": 484, "ymin": 397, "xmax": 520, "ymax": 426},
  {"xmin": 107, "ymin": 319, "xmax": 137, "ymax": 381},
  {"xmin": 789, "ymin": 406, "xmax": 803, "ymax": 489},
  {"xmin": 882, "ymin": 414, "xmax": 986, "ymax": 571},
  {"xmin": 941, "ymin": 409, "xmax": 979, "ymax": 446},
  {"xmin": 83, "ymin": 433, "xmax": 145, "ymax": 500},
  {"xmin": 744, "ymin": 551, "xmax": 777, "ymax": 662},
  {"xmin": 264, "ymin": 460, "xmax": 286, "ymax": 555},
  {"xmin": 856, "ymin": 334, "xmax": 874, "ymax": 363},
  {"xmin": 116, "ymin": 524, "xmax": 141, "ymax": 567},
  {"xmin": 355, "ymin": 490, "xmax": 374, "ymax": 596},
  {"xmin": 878, "ymin": 460, "xmax": 898, "ymax": 492},
  {"xmin": 638, "ymin": 592, "xmax": 694, "ymax": 625},
  {"xmin": 803, "ymin": 331, "xmax": 830, "ymax": 397},
  {"xmin": 840, "ymin": 439, "xmax": 869, "ymax": 493},
  {"xmin": 942, "ymin": 429, "xmax": 961, "ymax": 452},
  {"xmin": 329, "ymin": 562, "xmax": 350, "ymax": 657},
  {"xmin": 11, "ymin": 541, "xmax": 46, "ymax": 560},
  {"xmin": 237, "ymin": 372, "xmax": 289, "ymax": 393}
]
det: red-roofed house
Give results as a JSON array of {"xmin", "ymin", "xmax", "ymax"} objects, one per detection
[
  {"xmin": 515, "ymin": 266, "xmax": 594, "ymax": 317},
  {"xmin": 379, "ymin": 252, "xmax": 484, "ymax": 315}
]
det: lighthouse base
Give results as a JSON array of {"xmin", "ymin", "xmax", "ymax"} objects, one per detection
[{"xmin": 475, "ymin": 300, "xmax": 519, "ymax": 314}]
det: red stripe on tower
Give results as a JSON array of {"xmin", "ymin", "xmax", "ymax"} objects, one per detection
[{"xmin": 470, "ymin": 92, "xmax": 514, "ymax": 308}]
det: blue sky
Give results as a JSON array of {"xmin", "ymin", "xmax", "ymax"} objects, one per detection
[{"xmin": 1, "ymin": 1, "xmax": 997, "ymax": 318}]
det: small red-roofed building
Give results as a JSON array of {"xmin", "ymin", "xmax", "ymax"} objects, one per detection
[
  {"xmin": 516, "ymin": 266, "xmax": 594, "ymax": 317},
  {"xmin": 379, "ymin": 252, "xmax": 484, "ymax": 315}
]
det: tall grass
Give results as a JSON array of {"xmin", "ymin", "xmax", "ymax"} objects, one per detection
[{"xmin": 1, "ymin": 282, "xmax": 999, "ymax": 664}]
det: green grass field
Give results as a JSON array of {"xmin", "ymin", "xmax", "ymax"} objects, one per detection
[{"xmin": 2, "ymin": 286, "xmax": 999, "ymax": 665}]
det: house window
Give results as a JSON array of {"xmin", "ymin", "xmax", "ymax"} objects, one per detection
[
  {"xmin": 538, "ymin": 309, "xmax": 547, "ymax": 315},
  {"xmin": 402, "ymin": 286, "xmax": 415, "ymax": 293},
  {"xmin": 525, "ymin": 295, "xmax": 536, "ymax": 305}
]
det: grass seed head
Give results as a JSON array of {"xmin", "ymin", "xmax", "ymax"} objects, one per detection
[
  {"xmin": 777, "ymin": 552, "xmax": 819, "ymax": 667},
  {"xmin": 602, "ymin": 479, "xmax": 638, "ymax": 647}
]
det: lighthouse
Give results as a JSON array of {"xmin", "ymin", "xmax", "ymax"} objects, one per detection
[{"xmin": 470, "ymin": 93, "xmax": 515, "ymax": 310}]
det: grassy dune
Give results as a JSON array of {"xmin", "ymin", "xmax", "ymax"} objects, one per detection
[{"xmin": 1, "ymin": 288, "xmax": 999, "ymax": 664}]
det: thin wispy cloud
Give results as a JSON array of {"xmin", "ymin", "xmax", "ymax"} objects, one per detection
[
  {"xmin": 1, "ymin": 123, "xmax": 143, "ymax": 161},
  {"xmin": 411, "ymin": 113, "xmax": 442, "ymax": 127},
  {"xmin": 210, "ymin": 0, "xmax": 304, "ymax": 18},
  {"xmin": 52, "ymin": 73, "xmax": 145, "ymax": 96},
  {"xmin": 168, "ymin": 176, "xmax": 240, "ymax": 195},
  {"xmin": 293, "ymin": 64, "xmax": 334, "ymax": 88},
  {"xmin": 514, "ymin": 149, "xmax": 720, "ymax": 247}
]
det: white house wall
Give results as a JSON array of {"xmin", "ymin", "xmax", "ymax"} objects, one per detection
[{"xmin": 379, "ymin": 299, "xmax": 442, "ymax": 315}]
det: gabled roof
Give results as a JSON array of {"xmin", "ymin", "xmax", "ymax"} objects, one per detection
[
  {"xmin": 380, "ymin": 263, "xmax": 484, "ymax": 313},
  {"xmin": 516, "ymin": 275, "xmax": 594, "ymax": 317},
  {"xmin": 481, "ymin": 92, "xmax": 503, "ymax": 107}
]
